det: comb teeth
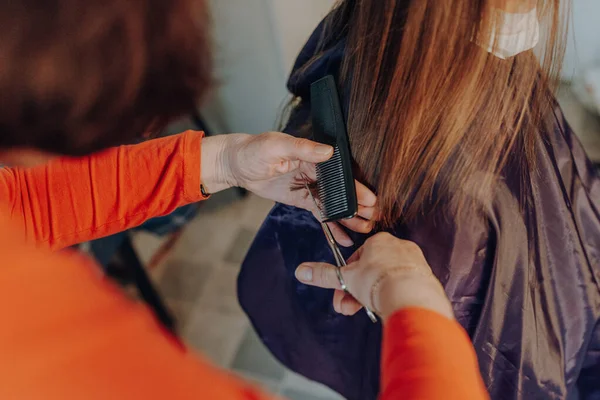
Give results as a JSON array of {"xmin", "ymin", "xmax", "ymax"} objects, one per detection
[{"xmin": 316, "ymin": 146, "xmax": 350, "ymax": 221}]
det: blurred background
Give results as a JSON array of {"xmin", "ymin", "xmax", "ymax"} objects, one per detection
[{"xmin": 90, "ymin": 1, "xmax": 600, "ymax": 399}]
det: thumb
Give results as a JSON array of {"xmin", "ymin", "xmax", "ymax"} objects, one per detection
[
  {"xmin": 295, "ymin": 262, "xmax": 346, "ymax": 290},
  {"xmin": 272, "ymin": 134, "xmax": 333, "ymax": 163}
]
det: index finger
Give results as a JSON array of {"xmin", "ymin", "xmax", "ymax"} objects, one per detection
[
  {"xmin": 355, "ymin": 180, "xmax": 376, "ymax": 207},
  {"xmin": 271, "ymin": 134, "xmax": 333, "ymax": 163}
]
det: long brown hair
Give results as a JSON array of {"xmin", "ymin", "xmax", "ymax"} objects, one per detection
[{"xmin": 297, "ymin": 0, "xmax": 568, "ymax": 227}]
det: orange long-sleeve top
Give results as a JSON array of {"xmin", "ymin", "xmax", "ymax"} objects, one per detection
[{"xmin": 0, "ymin": 131, "xmax": 489, "ymax": 400}]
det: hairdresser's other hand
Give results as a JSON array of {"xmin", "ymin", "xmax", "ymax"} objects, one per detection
[
  {"xmin": 202, "ymin": 132, "xmax": 377, "ymax": 245},
  {"xmin": 322, "ymin": 180, "xmax": 378, "ymax": 247},
  {"xmin": 295, "ymin": 233, "xmax": 454, "ymax": 320}
]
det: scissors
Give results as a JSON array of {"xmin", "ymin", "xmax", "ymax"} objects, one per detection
[{"xmin": 302, "ymin": 177, "xmax": 378, "ymax": 323}]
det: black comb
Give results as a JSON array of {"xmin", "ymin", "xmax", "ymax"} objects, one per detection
[{"xmin": 310, "ymin": 75, "xmax": 357, "ymax": 223}]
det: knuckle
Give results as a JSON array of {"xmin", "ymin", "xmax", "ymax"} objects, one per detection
[
  {"xmin": 263, "ymin": 131, "xmax": 284, "ymax": 147},
  {"xmin": 293, "ymin": 137, "xmax": 311, "ymax": 151},
  {"xmin": 318, "ymin": 264, "xmax": 334, "ymax": 286},
  {"xmin": 378, "ymin": 232, "xmax": 394, "ymax": 242},
  {"xmin": 259, "ymin": 131, "xmax": 276, "ymax": 142},
  {"xmin": 264, "ymin": 131, "xmax": 280, "ymax": 138},
  {"xmin": 364, "ymin": 233, "xmax": 380, "ymax": 246},
  {"xmin": 404, "ymin": 240, "xmax": 425, "ymax": 258},
  {"xmin": 365, "ymin": 232, "xmax": 392, "ymax": 249}
]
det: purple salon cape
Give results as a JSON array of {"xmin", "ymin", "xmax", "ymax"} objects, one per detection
[{"xmin": 238, "ymin": 17, "xmax": 600, "ymax": 400}]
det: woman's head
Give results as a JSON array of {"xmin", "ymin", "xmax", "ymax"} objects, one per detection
[
  {"xmin": 301, "ymin": 0, "xmax": 567, "ymax": 227},
  {"xmin": 0, "ymin": 0, "xmax": 211, "ymax": 158}
]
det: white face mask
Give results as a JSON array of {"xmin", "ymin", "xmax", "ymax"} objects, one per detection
[{"xmin": 476, "ymin": 8, "xmax": 540, "ymax": 59}]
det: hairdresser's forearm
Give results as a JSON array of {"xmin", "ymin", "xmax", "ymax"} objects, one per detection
[
  {"xmin": 0, "ymin": 131, "xmax": 206, "ymax": 249},
  {"xmin": 381, "ymin": 308, "xmax": 489, "ymax": 400}
]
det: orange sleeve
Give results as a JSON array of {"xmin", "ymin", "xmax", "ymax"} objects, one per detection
[
  {"xmin": 381, "ymin": 308, "xmax": 490, "ymax": 400},
  {"xmin": 0, "ymin": 216, "xmax": 273, "ymax": 400},
  {"xmin": 0, "ymin": 130, "xmax": 205, "ymax": 250}
]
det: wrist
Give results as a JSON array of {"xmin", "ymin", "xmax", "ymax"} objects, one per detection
[
  {"xmin": 376, "ymin": 274, "xmax": 455, "ymax": 323},
  {"xmin": 200, "ymin": 134, "xmax": 236, "ymax": 194}
]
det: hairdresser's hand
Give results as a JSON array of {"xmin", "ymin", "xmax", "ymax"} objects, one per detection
[
  {"xmin": 202, "ymin": 132, "xmax": 377, "ymax": 244},
  {"xmin": 295, "ymin": 233, "xmax": 454, "ymax": 321}
]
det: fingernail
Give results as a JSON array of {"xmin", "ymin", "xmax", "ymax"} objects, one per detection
[
  {"xmin": 315, "ymin": 144, "xmax": 333, "ymax": 155},
  {"xmin": 340, "ymin": 238, "xmax": 354, "ymax": 247},
  {"xmin": 295, "ymin": 265, "xmax": 313, "ymax": 282}
]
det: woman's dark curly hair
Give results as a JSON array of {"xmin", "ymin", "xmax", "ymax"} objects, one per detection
[{"xmin": 0, "ymin": 0, "xmax": 212, "ymax": 156}]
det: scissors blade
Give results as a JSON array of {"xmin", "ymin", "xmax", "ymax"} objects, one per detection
[
  {"xmin": 302, "ymin": 178, "xmax": 378, "ymax": 323},
  {"xmin": 303, "ymin": 182, "xmax": 339, "ymax": 255},
  {"xmin": 302, "ymin": 180, "xmax": 331, "ymax": 235}
]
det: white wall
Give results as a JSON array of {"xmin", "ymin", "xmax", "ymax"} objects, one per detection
[
  {"xmin": 269, "ymin": 0, "xmax": 336, "ymax": 75},
  {"xmin": 202, "ymin": 0, "xmax": 286, "ymax": 134},
  {"xmin": 562, "ymin": 0, "xmax": 600, "ymax": 80},
  {"xmin": 202, "ymin": 0, "xmax": 335, "ymax": 134}
]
